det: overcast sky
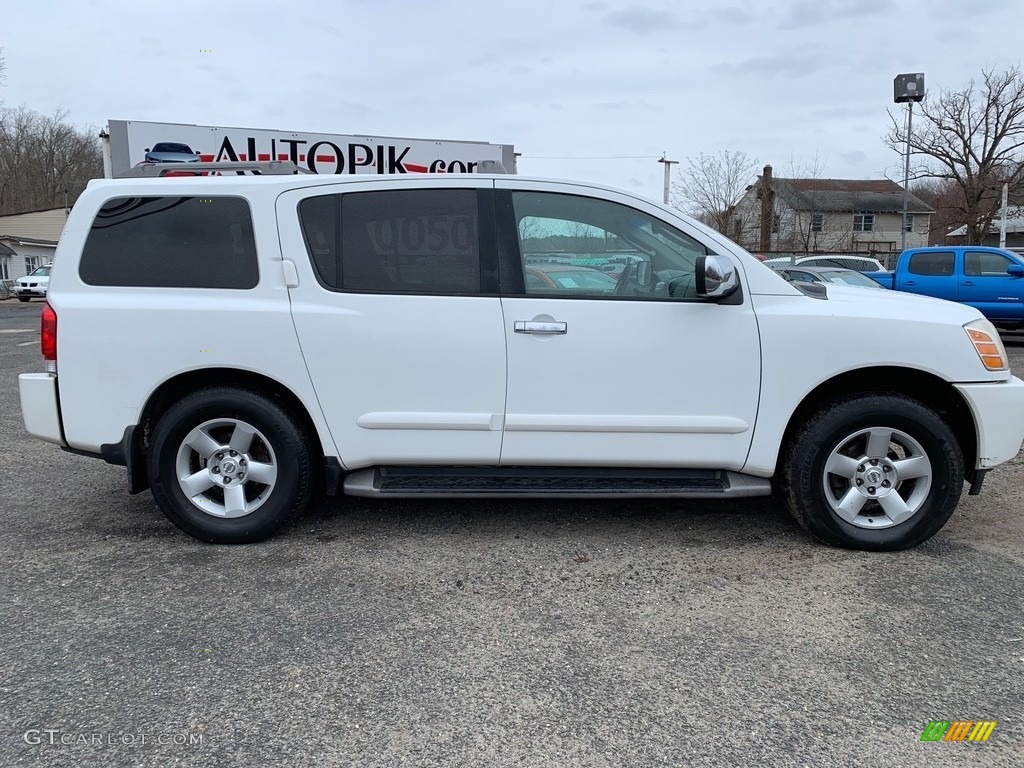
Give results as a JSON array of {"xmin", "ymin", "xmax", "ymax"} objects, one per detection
[{"xmin": 2, "ymin": 0, "xmax": 1022, "ymax": 204}]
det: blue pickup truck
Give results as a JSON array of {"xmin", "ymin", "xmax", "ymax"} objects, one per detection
[{"xmin": 868, "ymin": 246, "xmax": 1024, "ymax": 328}]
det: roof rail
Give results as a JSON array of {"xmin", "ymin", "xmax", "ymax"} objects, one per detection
[
  {"xmin": 477, "ymin": 160, "xmax": 509, "ymax": 174},
  {"xmin": 120, "ymin": 161, "xmax": 311, "ymax": 178}
]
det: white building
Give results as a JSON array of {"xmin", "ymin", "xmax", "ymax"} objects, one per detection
[{"xmin": 946, "ymin": 206, "xmax": 1024, "ymax": 248}]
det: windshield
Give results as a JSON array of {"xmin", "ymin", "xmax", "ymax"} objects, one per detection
[
  {"xmin": 820, "ymin": 270, "xmax": 880, "ymax": 287},
  {"xmin": 31, "ymin": 266, "xmax": 51, "ymax": 276},
  {"xmin": 151, "ymin": 143, "xmax": 193, "ymax": 153}
]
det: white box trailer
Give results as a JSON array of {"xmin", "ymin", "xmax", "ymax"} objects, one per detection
[{"xmin": 102, "ymin": 119, "xmax": 515, "ymax": 179}]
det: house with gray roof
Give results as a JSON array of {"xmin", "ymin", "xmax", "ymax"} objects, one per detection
[
  {"xmin": 730, "ymin": 165, "xmax": 932, "ymax": 262},
  {"xmin": 0, "ymin": 207, "xmax": 67, "ymax": 286}
]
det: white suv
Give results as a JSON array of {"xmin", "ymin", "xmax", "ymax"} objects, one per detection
[
  {"xmin": 18, "ymin": 165, "xmax": 1024, "ymax": 548},
  {"xmin": 14, "ymin": 263, "xmax": 52, "ymax": 301}
]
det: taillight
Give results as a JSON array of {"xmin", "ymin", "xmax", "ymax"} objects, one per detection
[{"xmin": 41, "ymin": 302, "xmax": 57, "ymax": 370}]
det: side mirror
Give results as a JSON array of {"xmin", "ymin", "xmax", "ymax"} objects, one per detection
[
  {"xmin": 1007, "ymin": 264, "xmax": 1024, "ymax": 277},
  {"xmin": 695, "ymin": 254, "xmax": 739, "ymax": 299},
  {"xmin": 144, "ymin": 148, "xmax": 151, "ymax": 152}
]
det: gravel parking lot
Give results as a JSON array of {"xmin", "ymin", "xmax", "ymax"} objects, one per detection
[{"xmin": 1, "ymin": 298, "xmax": 1023, "ymax": 767}]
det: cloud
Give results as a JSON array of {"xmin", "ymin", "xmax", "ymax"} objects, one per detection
[
  {"xmin": 468, "ymin": 53, "xmax": 500, "ymax": 68},
  {"xmin": 708, "ymin": 6, "xmax": 753, "ymax": 25},
  {"xmin": 926, "ymin": 0, "xmax": 1015, "ymax": 19},
  {"xmin": 841, "ymin": 150, "xmax": 868, "ymax": 165},
  {"xmin": 604, "ymin": 6, "xmax": 680, "ymax": 35},
  {"xmin": 713, "ymin": 53, "xmax": 823, "ymax": 79},
  {"xmin": 809, "ymin": 106, "xmax": 874, "ymax": 119},
  {"xmin": 778, "ymin": 0, "xmax": 895, "ymax": 30}
]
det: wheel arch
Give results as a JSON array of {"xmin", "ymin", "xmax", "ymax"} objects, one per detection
[
  {"xmin": 779, "ymin": 366, "xmax": 978, "ymax": 483},
  {"xmin": 129, "ymin": 368, "xmax": 335, "ymax": 493}
]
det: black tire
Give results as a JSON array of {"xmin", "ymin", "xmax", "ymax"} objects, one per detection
[
  {"xmin": 781, "ymin": 393, "xmax": 963, "ymax": 551},
  {"xmin": 148, "ymin": 387, "xmax": 314, "ymax": 544},
  {"xmin": 18, "ymin": 296, "xmax": 30, "ymax": 302}
]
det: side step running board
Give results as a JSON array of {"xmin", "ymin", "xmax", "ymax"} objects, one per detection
[{"xmin": 343, "ymin": 466, "xmax": 772, "ymax": 499}]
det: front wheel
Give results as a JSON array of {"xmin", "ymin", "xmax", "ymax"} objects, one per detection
[
  {"xmin": 782, "ymin": 394, "xmax": 964, "ymax": 551},
  {"xmin": 148, "ymin": 387, "xmax": 315, "ymax": 543}
]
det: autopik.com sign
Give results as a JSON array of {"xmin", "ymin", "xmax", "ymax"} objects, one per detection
[{"xmin": 104, "ymin": 120, "xmax": 515, "ymax": 178}]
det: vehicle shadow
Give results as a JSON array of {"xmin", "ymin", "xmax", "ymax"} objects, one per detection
[
  {"xmin": 1000, "ymin": 330, "xmax": 1024, "ymax": 347},
  {"xmin": 292, "ymin": 492, "xmax": 804, "ymax": 549}
]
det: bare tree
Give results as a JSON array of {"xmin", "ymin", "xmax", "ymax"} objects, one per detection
[
  {"xmin": 886, "ymin": 66, "xmax": 1024, "ymax": 244},
  {"xmin": 772, "ymin": 152, "xmax": 838, "ymax": 253},
  {"xmin": 910, "ymin": 177, "xmax": 966, "ymax": 243},
  {"xmin": 671, "ymin": 150, "xmax": 758, "ymax": 237},
  {"xmin": 0, "ymin": 106, "xmax": 103, "ymax": 215}
]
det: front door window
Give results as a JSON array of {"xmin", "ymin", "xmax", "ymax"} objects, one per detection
[{"xmin": 511, "ymin": 191, "xmax": 709, "ymax": 300}]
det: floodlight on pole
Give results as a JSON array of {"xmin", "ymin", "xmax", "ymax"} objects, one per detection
[{"xmin": 894, "ymin": 73, "xmax": 925, "ymax": 251}]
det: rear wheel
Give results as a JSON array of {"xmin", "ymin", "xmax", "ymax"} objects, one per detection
[
  {"xmin": 782, "ymin": 394, "xmax": 963, "ymax": 550},
  {"xmin": 148, "ymin": 387, "xmax": 314, "ymax": 543}
]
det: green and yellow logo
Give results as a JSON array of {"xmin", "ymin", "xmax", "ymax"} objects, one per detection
[{"xmin": 920, "ymin": 720, "xmax": 997, "ymax": 742}]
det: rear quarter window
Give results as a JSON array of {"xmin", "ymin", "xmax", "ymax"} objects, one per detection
[{"xmin": 79, "ymin": 196, "xmax": 259, "ymax": 288}]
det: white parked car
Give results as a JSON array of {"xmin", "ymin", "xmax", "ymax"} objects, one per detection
[
  {"xmin": 18, "ymin": 164, "xmax": 1024, "ymax": 549},
  {"xmin": 14, "ymin": 263, "xmax": 52, "ymax": 301},
  {"xmin": 763, "ymin": 255, "xmax": 886, "ymax": 273}
]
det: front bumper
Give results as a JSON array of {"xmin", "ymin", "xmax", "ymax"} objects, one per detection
[
  {"xmin": 954, "ymin": 376, "xmax": 1024, "ymax": 469},
  {"xmin": 19, "ymin": 373, "xmax": 65, "ymax": 446}
]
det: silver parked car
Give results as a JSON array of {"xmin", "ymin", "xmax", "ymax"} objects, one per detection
[
  {"xmin": 143, "ymin": 142, "xmax": 202, "ymax": 163},
  {"xmin": 773, "ymin": 266, "xmax": 888, "ymax": 289}
]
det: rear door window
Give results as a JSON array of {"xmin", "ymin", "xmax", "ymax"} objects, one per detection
[
  {"xmin": 298, "ymin": 189, "xmax": 485, "ymax": 294},
  {"xmin": 907, "ymin": 251, "xmax": 954, "ymax": 276}
]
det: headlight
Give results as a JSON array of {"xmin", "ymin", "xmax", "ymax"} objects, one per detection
[{"xmin": 964, "ymin": 319, "xmax": 1008, "ymax": 372}]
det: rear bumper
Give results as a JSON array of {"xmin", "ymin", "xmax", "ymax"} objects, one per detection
[
  {"xmin": 954, "ymin": 377, "xmax": 1024, "ymax": 469},
  {"xmin": 19, "ymin": 373, "xmax": 65, "ymax": 446}
]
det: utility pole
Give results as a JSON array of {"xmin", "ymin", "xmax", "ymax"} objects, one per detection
[
  {"xmin": 894, "ymin": 73, "xmax": 925, "ymax": 250},
  {"xmin": 1000, "ymin": 181, "xmax": 1009, "ymax": 249},
  {"xmin": 658, "ymin": 154, "xmax": 677, "ymax": 206}
]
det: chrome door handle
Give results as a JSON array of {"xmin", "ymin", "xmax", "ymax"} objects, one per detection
[{"xmin": 514, "ymin": 320, "xmax": 567, "ymax": 335}]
